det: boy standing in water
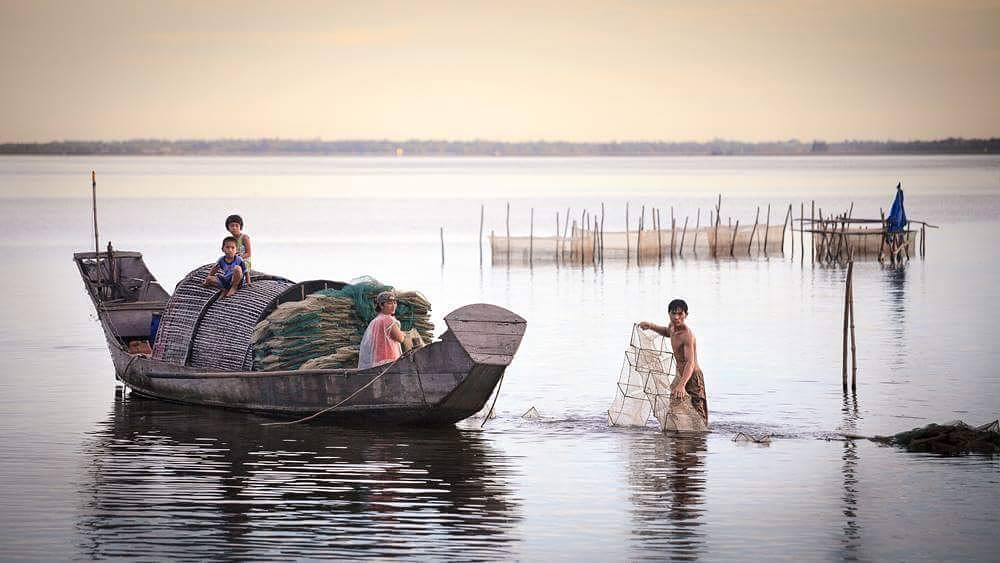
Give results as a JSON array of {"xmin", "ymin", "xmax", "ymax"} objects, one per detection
[
  {"xmin": 203, "ymin": 236, "xmax": 245, "ymax": 298},
  {"xmin": 639, "ymin": 299, "xmax": 708, "ymax": 425}
]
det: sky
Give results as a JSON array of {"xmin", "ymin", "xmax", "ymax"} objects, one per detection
[{"xmin": 1, "ymin": 0, "xmax": 998, "ymax": 143}]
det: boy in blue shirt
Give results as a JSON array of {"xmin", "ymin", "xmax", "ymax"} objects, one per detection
[{"xmin": 203, "ymin": 236, "xmax": 246, "ymax": 298}]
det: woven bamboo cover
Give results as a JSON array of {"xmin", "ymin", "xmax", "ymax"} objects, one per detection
[{"xmin": 152, "ymin": 264, "xmax": 293, "ymax": 370}]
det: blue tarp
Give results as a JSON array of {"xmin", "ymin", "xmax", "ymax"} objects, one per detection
[{"xmin": 887, "ymin": 183, "xmax": 908, "ymax": 233}]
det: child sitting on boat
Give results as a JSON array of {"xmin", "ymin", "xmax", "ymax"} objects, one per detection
[
  {"xmin": 203, "ymin": 236, "xmax": 246, "ymax": 298},
  {"xmin": 225, "ymin": 214, "xmax": 252, "ymax": 285}
]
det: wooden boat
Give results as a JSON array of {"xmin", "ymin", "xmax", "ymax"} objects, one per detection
[{"xmin": 73, "ymin": 249, "xmax": 526, "ymax": 425}]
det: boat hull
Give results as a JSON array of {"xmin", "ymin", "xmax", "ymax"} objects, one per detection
[{"xmin": 77, "ymin": 250, "xmax": 525, "ymax": 426}]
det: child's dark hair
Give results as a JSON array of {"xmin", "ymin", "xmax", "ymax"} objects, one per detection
[
  {"xmin": 225, "ymin": 214, "xmax": 243, "ymax": 229},
  {"xmin": 668, "ymin": 299, "xmax": 688, "ymax": 314},
  {"xmin": 222, "ymin": 235, "xmax": 239, "ymax": 248}
]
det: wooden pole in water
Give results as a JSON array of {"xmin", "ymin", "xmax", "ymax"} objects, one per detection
[
  {"xmin": 784, "ymin": 204, "xmax": 792, "ymax": 258},
  {"xmin": 505, "ymin": 201, "xmax": 511, "ymax": 264},
  {"xmin": 800, "ymin": 203, "xmax": 805, "ymax": 263},
  {"xmin": 655, "ymin": 208, "xmax": 663, "ymax": 266},
  {"xmin": 529, "ymin": 207, "xmax": 534, "ymax": 266},
  {"xmin": 714, "ymin": 195, "xmax": 722, "ymax": 258},
  {"xmin": 670, "ymin": 206, "xmax": 676, "ymax": 258},
  {"xmin": 555, "ymin": 212, "xmax": 560, "ymax": 268},
  {"xmin": 563, "ymin": 207, "xmax": 572, "ymax": 263},
  {"xmin": 764, "ymin": 203, "xmax": 771, "ymax": 255},
  {"xmin": 600, "ymin": 202, "xmax": 606, "ymax": 266},
  {"xmin": 440, "ymin": 227, "xmax": 445, "ymax": 266},
  {"xmin": 748, "ymin": 206, "xmax": 760, "ymax": 256},
  {"xmin": 479, "ymin": 204, "xmax": 484, "ymax": 266},
  {"xmin": 638, "ymin": 205, "xmax": 645, "ymax": 267},
  {"xmin": 849, "ymin": 261, "xmax": 857, "ymax": 392},
  {"xmin": 490, "ymin": 230, "xmax": 495, "ymax": 265},
  {"xmin": 91, "ymin": 170, "xmax": 102, "ymax": 292},
  {"xmin": 625, "ymin": 202, "xmax": 631, "ymax": 264},
  {"xmin": 842, "ymin": 260, "xmax": 852, "ymax": 394},
  {"xmin": 581, "ymin": 209, "xmax": 587, "ymax": 268},
  {"xmin": 680, "ymin": 216, "xmax": 688, "ymax": 258},
  {"xmin": 811, "ymin": 200, "xmax": 816, "ymax": 264},
  {"xmin": 571, "ymin": 220, "xmax": 577, "ymax": 262},
  {"xmin": 730, "ymin": 219, "xmax": 739, "ymax": 257},
  {"xmin": 693, "ymin": 208, "xmax": 700, "ymax": 255},
  {"xmin": 592, "ymin": 216, "xmax": 598, "ymax": 267}
]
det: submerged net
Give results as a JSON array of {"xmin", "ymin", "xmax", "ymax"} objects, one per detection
[
  {"xmin": 608, "ymin": 325, "xmax": 677, "ymax": 429},
  {"xmin": 251, "ymin": 277, "xmax": 434, "ymax": 371}
]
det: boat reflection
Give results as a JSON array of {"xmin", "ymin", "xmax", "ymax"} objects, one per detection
[
  {"xmin": 76, "ymin": 392, "xmax": 521, "ymax": 559},
  {"xmin": 627, "ymin": 432, "xmax": 707, "ymax": 558}
]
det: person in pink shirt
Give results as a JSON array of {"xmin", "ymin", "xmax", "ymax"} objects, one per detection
[{"xmin": 358, "ymin": 291, "xmax": 405, "ymax": 369}]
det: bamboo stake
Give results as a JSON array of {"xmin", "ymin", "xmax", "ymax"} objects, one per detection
[
  {"xmin": 555, "ymin": 212, "xmax": 560, "ymax": 269},
  {"xmin": 748, "ymin": 206, "xmax": 760, "ymax": 256},
  {"xmin": 581, "ymin": 209, "xmax": 587, "ymax": 268},
  {"xmin": 655, "ymin": 208, "xmax": 663, "ymax": 266},
  {"xmin": 479, "ymin": 204, "xmax": 484, "ymax": 267},
  {"xmin": 529, "ymin": 207, "xmax": 534, "ymax": 267},
  {"xmin": 764, "ymin": 203, "xmax": 771, "ymax": 255},
  {"xmin": 730, "ymin": 220, "xmax": 739, "ymax": 257},
  {"xmin": 680, "ymin": 216, "xmax": 688, "ymax": 258},
  {"xmin": 591, "ymin": 216, "xmax": 597, "ymax": 267},
  {"xmin": 800, "ymin": 202, "xmax": 805, "ymax": 263},
  {"xmin": 638, "ymin": 205, "xmax": 645, "ymax": 267},
  {"xmin": 600, "ymin": 202, "xmax": 606, "ymax": 266},
  {"xmin": 563, "ymin": 207, "xmax": 572, "ymax": 263},
  {"xmin": 440, "ymin": 227, "xmax": 445, "ymax": 266},
  {"xmin": 505, "ymin": 201, "xmax": 511, "ymax": 264},
  {"xmin": 490, "ymin": 230, "xmax": 495, "ymax": 265},
  {"xmin": 843, "ymin": 260, "xmax": 853, "ymax": 394},
  {"xmin": 571, "ymin": 220, "xmax": 577, "ymax": 262},
  {"xmin": 625, "ymin": 202, "xmax": 631, "ymax": 263},
  {"xmin": 849, "ymin": 261, "xmax": 857, "ymax": 391},
  {"xmin": 714, "ymin": 194, "xmax": 722, "ymax": 258},
  {"xmin": 91, "ymin": 170, "xmax": 102, "ymax": 295},
  {"xmin": 693, "ymin": 208, "xmax": 700, "ymax": 255},
  {"xmin": 781, "ymin": 203, "xmax": 790, "ymax": 256},
  {"xmin": 811, "ymin": 200, "xmax": 815, "ymax": 264}
]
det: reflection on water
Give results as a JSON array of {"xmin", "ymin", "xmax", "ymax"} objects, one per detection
[
  {"xmin": 628, "ymin": 433, "xmax": 707, "ymax": 560},
  {"xmin": 77, "ymin": 392, "xmax": 521, "ymax": 559},
  {"xmin": 840, "ymin": 393, "xmax": 862, "ymax": 560}
]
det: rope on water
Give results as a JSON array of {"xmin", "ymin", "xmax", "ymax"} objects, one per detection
[{"xmin": 480, "ymin": 373, "xmax": 505, "ymax": 428}]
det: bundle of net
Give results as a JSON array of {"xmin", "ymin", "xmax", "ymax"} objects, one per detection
[{"xmin": 251, "ymin": 276, "xmax": 434, "ymax": 371}]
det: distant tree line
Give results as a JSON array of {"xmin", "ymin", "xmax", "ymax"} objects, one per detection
[{"xmin": 0, "ymin": 137, "xmax": 996, "ymax": 156}]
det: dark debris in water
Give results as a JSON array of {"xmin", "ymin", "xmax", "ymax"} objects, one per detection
[{"xmin": 871, "ymin": 420, "xmax": 1000, "ymax": 456}]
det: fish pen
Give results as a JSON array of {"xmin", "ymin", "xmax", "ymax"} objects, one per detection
[
  {"xmin": 797, "ymin": 217, "xmax": 936, "ymax": 266},
  {"xmin": 488, "ymin": 198, "xmax": 790, "ymax": 267}
]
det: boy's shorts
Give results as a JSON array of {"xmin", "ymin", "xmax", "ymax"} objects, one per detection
[{"xmin": 218, "ymin": 272, "xmax": 240, "ymax": 289}]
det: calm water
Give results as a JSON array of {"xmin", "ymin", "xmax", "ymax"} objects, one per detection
[{"xmin": 1, "ymin": 155, "xmax": 998, "ymax": 560}]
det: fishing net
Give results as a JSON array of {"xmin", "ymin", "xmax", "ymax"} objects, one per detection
[
  {"xmin": 251, "ymin": 276, "xmax": 434, "ymax": 371},
  {"xmin": 492, "ymin": 224, "xmax": 785, "ymax": 265},
  {"xmin": 608, "ymin": 325, "xmax": 676, "ymax": 428}
]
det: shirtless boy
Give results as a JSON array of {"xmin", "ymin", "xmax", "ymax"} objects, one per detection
[{"xmin": 638, "ymin": 299, "xmax": 708, "ymax": 424}]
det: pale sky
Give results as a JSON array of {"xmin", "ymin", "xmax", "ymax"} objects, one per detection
[{"xmin": 1, "ymin": 0, "xmax": 998, "ymax": 143}]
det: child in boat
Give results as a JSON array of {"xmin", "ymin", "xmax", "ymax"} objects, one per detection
[
  {"xmin": 225, "ymin": 214, "xmax": 252, "ymax": 285},
  {"xmin": 203, "ymin": 236, "xmax": 246, "ymax": 298},
  {"xmin": 358, "ymin": 291, "xmax": 406, "ymax": 369},
  {"xmin": 638, "ymin": 299, "xmax": 709, "ymax": 425}
]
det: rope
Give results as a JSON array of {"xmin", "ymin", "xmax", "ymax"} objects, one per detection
[
  {"xmin": 261, "ymin": 350, "xmax": 417, "ymax": 427},
  {"xmin": 480, "ymin": 373, "xmax": 505, "ymax": 428}
]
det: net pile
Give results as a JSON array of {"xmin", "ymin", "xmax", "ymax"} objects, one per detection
[{"xmin": 251, "ymin": 277, "xmax": 434, "ymax": 371}]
